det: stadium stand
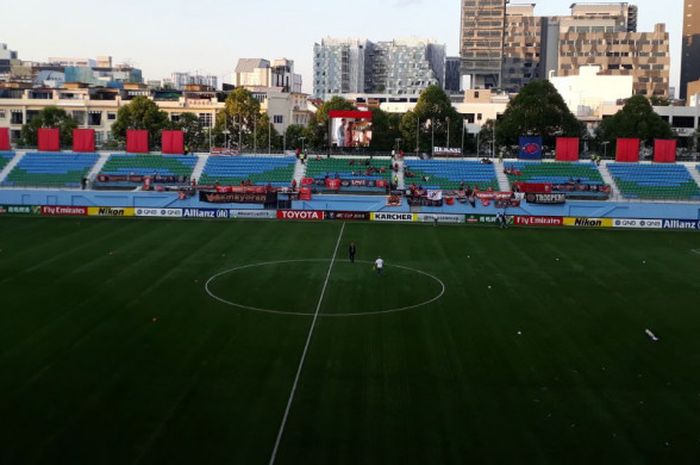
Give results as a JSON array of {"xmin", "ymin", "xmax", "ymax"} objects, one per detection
[
  {"xmin": 504, "ymin": 161, "xmax": 604, "ymax": 185},
  {"xmin": 504, "ymin": 161, "xmax": 610, "ymax": 198},
  {"xmin": 305, "ymin": 157, "xmax": 391, "ymax": 181},
  {"xmin": 404, "ymin": 160, "xmax": 499, "ymax": 190},
  {"xmin": 0, "ymin": 152, "xmax": 14, "ymax": 172},
  {"xmin": 198, "ymin": 156, "xmax": 296, "ymax": 187},
  {"xmin": 607, "ymin": 163, "xmax": 700, "ymax": 201},
  {"xmin": 2, "ymin": 152, "xmax": 98, "ymax": 188},
  {"xmin": 96, "ymin": 154, "xmax": 197, "ymax": 188}
]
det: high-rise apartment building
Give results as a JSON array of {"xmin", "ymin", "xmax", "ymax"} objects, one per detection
[
  {"xmin": 460, "ymin": 0, "xmax": 507, "ymax": 89},
  {"xmin": 503, "ymin": 3, "xmax": 543, "ymax": 92},
  {"xmin": 681, "ymin": 0, "xmax": 700, "ymax": 100},
  {"xmin": 313, "ymin": 38, "xmax": 445, "ymax": 100},
  {"xmin": 558, "ymin": 23, "xmax": 670, "ymax": 98},
  {"xmin": 498, "ymin": 3, "xmax": 669, "ymax": 98}
]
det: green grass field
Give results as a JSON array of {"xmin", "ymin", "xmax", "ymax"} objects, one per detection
[{"xmin": 1, "ymin": 217, "xmax": 700, "ymax": 464}]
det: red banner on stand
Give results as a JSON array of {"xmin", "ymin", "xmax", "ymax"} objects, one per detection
[
  {"xmin": 72, "ymin": 129, "xmax": 95, "ymax": 152},
  {"xmin": 162, "ymin": 130, "xmax": 185, "ymax": 154},
  {"xmin": 555, "ymin": 137, "xmax": 579, "ymax": 161},
  {"xmin": 0, "ymin": 127, "xmax": 10, "ymax": 150},
  {"xmin": 126, "ymin": 129, "xmax": 149, "ymax": 153},
  {"xmin": 38, "ymin": 128, "xmax": 60, "ymax": 152},
  {"xmin": 653, "ymin": 139, "xmax": 677, "ymax": 163},
  {"xmin": 615, "ymin": 138, "xmax": 640, "ymax": 162}
]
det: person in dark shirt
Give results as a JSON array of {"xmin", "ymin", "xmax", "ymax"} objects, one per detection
[{"xmin": 349, "ymin": 242, "xmax": 357, "ymax": 263}]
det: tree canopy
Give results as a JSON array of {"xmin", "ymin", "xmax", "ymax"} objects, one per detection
[
  {"xmin": 110, "ymin": 96, "xmax": 170, "ymax": 149},
  {"xmin": 21, "ymin": 106, "xmax": 77, "ymax": 148},
  {"xmin": 400, "ymin": 85, "xmax": 462, "ymax": 153},
  {"xmin": 172, "ymin": 113, "xmax": 207, "ymax": 152},
  {"xmin": 596, "ymin": 95, "xmax": 673, "ymax": 147},
  {"xmin": 495, "ymin": 80, "xmax": 583, "ymax": 147}
]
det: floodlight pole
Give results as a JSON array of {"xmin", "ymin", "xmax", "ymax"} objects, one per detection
[{"xmin": 446, "ymin": 116, "xmax": 450, "ymax": 148}]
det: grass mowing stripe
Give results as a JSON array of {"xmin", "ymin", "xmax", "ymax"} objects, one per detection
[{"xmin": 268, "ymin": 222, "xmax": 345, "ymax": 465}]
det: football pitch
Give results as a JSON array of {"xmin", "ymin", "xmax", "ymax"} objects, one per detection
[{"xmin": 1, "ymin": 217, "xmax": 700, "ymax": 464}]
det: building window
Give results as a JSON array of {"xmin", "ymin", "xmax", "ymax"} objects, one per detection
[
  {"xmin": 199, "ymin": 113, "xmax": 213, "ymax": 128},
  {"xmin": 273, "ymin": 115, "xmax": 284, "ymax": 124},
  {"xmin": 11, "ymin": 111, "xmax": 23, "ymax": 125},
  {"xmin": 107, "ymin": 112, "xmax": 116, "ymax": 120}
]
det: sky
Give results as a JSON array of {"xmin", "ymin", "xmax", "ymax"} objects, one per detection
[{"xmin": 1, "ymin": 0, "xmax": 684, "ymax": 95}]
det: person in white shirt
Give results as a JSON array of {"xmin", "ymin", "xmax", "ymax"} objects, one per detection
[{"xmin": 375, "ymin": 257, "xmax": 384, "ymax": 276}]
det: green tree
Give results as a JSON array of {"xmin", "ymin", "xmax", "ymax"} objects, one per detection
[
  {"xmin": 399, "ymin": 85, "xmax": 463, "ymax": 153},
  {"xmin": 111, "ymin": 96, "xmax": 170, "ymax": 149},
  {"xmin": 495, "ymin": 80, "xmax": 583, "ymax": 147},
  {"xmin": 21, "ymin": 106, "xmax": 77, "ymax": 148},
  {"xmin": 214, "ymin": 87, "xmax": 263, "ymax": 150},
  {"xmin": 252, "ymin": 113, "xmax": 281, "ymax": 152},
  {"xmin": 596, "ymin": 95, "xmax": 674, "ymax": 149},
  {"xmin": 369, "ymin": 108, "xmax": 402, "ymax": 151},
  {"xmin": 172, "ymin": 112, "xmax": 207, "ymax": 152},
  {"xmin": 284, "ymin": 124, "xmax": 306, "ymax": 151}
]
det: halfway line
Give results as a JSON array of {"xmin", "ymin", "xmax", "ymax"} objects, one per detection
[{"xmin": 268, "ymin": 222, "xmax": 346, "ymax": 465}]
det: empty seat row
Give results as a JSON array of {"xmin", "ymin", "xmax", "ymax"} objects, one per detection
[
  {"xmin": 306, "ymin": 158, "xmax": 391, "ymax": 181},
  {"xmin": 505, "ymin": 161, "xmax": 604, "ymax": 185},
  {"xmin": 405, "ymin": 160, "xmax": 499, "ymax": 190},
  {"xmin": 199, "ymin": 156, "xmax": 296, "ymax": 187},
  {"xmin": 99, "ymin": 154, "xmax": 197, "ymax": 177},
  {"xmin": 2, "ymin": 152, "xmax": 99, "ymax": 188},
  {"xmin": 607, "ymin": 163, "xmax": 700, "ymax": 201}
]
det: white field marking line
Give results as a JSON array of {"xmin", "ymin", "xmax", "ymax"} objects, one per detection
[
  {"xmin": 268, "ymin": 222, "xmax": 346, "ymax": 465},
  {"xmin": 692, "ymin": 249, "xmax": 700, "ymax": 256},
  {"xmin": 204, "ymin": 259, "xmax": 446, "ymax": 317}
]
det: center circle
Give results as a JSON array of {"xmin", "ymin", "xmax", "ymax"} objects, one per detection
[{"xmin": 205, "ymin": 259, "xmax": 445, "ymax": 317}]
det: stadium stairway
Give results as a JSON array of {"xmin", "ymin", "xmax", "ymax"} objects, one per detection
[
  {"xmin": 191, "ymin": 155, "xmax": 209, "ymax": 184},
  {"xmin": 494, "ymin": 160, "xmax": 511, "ymax": 191},
  {"xmin": 598, "ymin": 161, "xmax": 622, "ymax": 200},
  {"xmin": 688, "ymin": 163, "xmax": 700, "ymax": 189},
  {"xmin": 86, "ymin": 153, "xmax": 111, "ymax": 182},
  {"xmin": 293, "ymin": 157, "xmax": 306, "ymax": 185},
  {"xmin": 0, "ymin": 151, "xmax": 24, "ymax": 185}
]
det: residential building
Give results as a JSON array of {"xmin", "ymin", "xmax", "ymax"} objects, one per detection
[
  {"xmin": 503, "ymin": 3, "xmax": 544, "ymax": 92},
  {"xmin": 171, "ymin": 72, "xmax": 218, "ymax": 91},
  {"xmin": 503, "ymin": 3, "xmax": 669, "ymax": 98},
  {"xmin": 460, "ymin": 0, "xmax": 507, "ymax": 90},
  {"xmin": 557, "ymin": 23, "xmax": 670, "ymax": 98},
  {"xmin": 313, "ymin": 37, "xmax": 446, "ymax": 100},
  {"xmin": 681, "ymin": 0, "xmax": 700, "ymax": 100},
  {"xmin": 0, "ymin": 43, "xmax": 19, "ymax": 75},
  {"xmin": 234, "ymin": 58, "xmax": 302, "ymax": 93},
  {"xmin": 0, "ymin": 84, "xmax": 221, "ymax": 146},
  {"xmin": 445, "ymin": 57, "xmax": 462, "ymax": 94},
  {"xmin": 312, "ymin": 39, "xmax": 371, "ymax": 98}
]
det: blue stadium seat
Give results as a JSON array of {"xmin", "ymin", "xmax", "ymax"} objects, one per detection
[
  {"xmin": 2, "ymin": 152, "xmax": 99, "ymax": 188},
  {"xmin": 199, "ymin": 156, "xmax": 296, "ymax": 187},
  {"xmin": 404, "ymin": 160, "xmax": 499, "ymax": 190},
  {"xmin": 607, "ymin": 163, "xmax": 700, "ymax": 200}
]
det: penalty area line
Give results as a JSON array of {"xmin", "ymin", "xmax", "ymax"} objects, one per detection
[{"xmin": 268, "ymin": 222, "xmax": 346, "ymax": 465}]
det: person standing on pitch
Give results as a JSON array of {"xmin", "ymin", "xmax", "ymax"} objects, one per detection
[
  {"xmin": 349, "ymin": 241, "xmax": 357, "ymax": 263},
  {"xmin": 375, "ymin": 256, "xmax": 384, "ymax": 276}
]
